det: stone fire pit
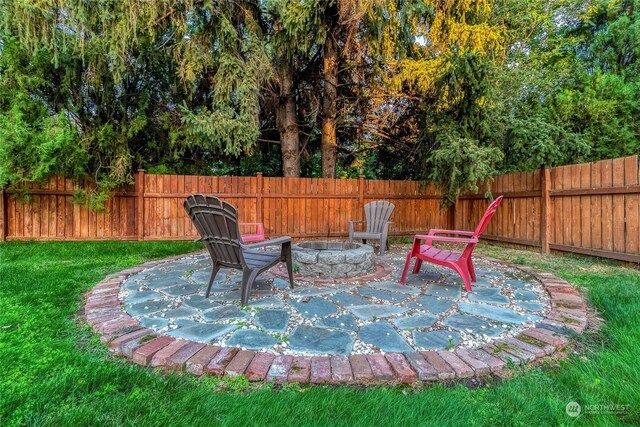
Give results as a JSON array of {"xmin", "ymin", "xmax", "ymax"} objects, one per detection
[{"xmin": 291, "ymin": 241, "xmax": 374, "ymax": 279}]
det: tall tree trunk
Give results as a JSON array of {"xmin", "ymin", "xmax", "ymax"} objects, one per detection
[
  {"xmin": 321, "ymin": 33, "xmax": 338, "ymax": 178},
  {"xmin": 276, "ymin": 63, "xmax": 300, "ymax": 177}
]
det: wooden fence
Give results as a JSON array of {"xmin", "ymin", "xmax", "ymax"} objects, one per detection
[
  {"xmin": 0, "ymin": 172, "xmax": 450, "ymax": 242},
  {"xmin": 1, "ymin": 155, "xmax": 638, "ymax": 264},
  {"xmin": 455, "ymin": 155, "xmax": 640, "ymax": 263}
]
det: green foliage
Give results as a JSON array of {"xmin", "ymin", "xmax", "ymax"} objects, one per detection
[
  {"xmin": 427, "ymin": 136, "xmax": 503, "ymax": 206},
  {"xmin": 0, "ymin": 92, "xmax": 84, "ymax": 187},
  {"xmin": 417, "ymin": 53, "xmax": 503, "ymax": 205},
  {"xmin": 0, "ymin": 0, "xmax": 271, "ymax": 204},
  {"xmin": 492, "ymin": 0, "xmax": 640, "ymax": 172},
  {"xmin": 0, "ymin": 0, "xmax": 639, "ymax": 207}
]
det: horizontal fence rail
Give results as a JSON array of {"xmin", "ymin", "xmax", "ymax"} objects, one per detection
[{"xmin": 1, "ymin": 155, "xmax": 638, "ymax": 264}]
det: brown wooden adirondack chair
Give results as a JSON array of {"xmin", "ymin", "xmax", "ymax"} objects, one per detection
[
  {"xmin": 184, "ymin": 195, "xmax": 294, "ymax": 306},
  {"xmin": 399, "ymin": 196, "xmax": 503, "ymax": 292},
  {"xmin": 349, "ymin": 200, "xmax": 395, "ymax": 255}
]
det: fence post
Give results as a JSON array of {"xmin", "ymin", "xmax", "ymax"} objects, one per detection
[
  {"xmin": 358, "ymin": 175, "xmax": 365, "ymax": 211},
  {"xmin": 449, "ymin": 200, "xmax": 457, "ymax": 230},
  {"xmin": 135, "ymin": 169, "xmax": 145, "ymax": 241},
  {"xmin": 0, "ymin": 188, "xmax": 6, "ymax": 241},
  {"xmin": 256, "ymin": 172, "xmax": 263, "ymax": 223},
  {"xmin": 540, "ymin": 165, "xmax": 551, "ymax": 253}
]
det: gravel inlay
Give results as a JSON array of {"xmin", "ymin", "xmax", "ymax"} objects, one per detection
[{"xmin": 117, "ymin": 247, "xmax": 552, "ymax": 356}]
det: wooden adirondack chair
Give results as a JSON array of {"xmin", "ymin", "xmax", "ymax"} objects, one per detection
[
  {"xmin": 184, "ymin": 195, "xmax": 294, "ymax": 306},
  {"xmin": 349, "ymin": 200, "xmax": 395, "ymax": 255},
  {"xmin": 399, "ymin": 196, "xmax": 503, "ymax": 292}
]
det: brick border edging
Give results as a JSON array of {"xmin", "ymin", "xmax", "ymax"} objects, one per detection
[{"xmin": 82, "ymin": 256, "xmax": 589, "ymax": 385}]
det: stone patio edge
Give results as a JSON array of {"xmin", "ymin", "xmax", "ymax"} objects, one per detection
[{"xmin": 82, "ymin": 255, "xmax": 589, "ymax": 385}]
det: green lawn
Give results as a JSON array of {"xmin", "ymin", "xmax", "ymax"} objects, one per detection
[{"xmin": 0, "ymin": 241, "xmax": 638, "ymax": 426}]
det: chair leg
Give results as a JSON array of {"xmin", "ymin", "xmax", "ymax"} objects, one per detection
[
  {"xmin": 467, "ymin": 257, "xmax": 477, "ymax": 282},
  {"xmin": 399, "ymin": 251, "xmax": 414, "ymax": 284},
  {"xmin": 240, "ymin": 268, "xmax": 260, "ymax": 307},
  {"xmin": 283, "ymin": 242, "xmax": 295, "ymax": 289},
  {"xmin": 412, "ymin": 259, "xmax": 423, "ymax": 274},
  {"xmin": 379, "ymin": 238, "xmax": 386, "ymax": 256},
  {"xmin": 205, "ymin": 263, "xmax": 221, "ymax": 298},
  {"xmin": 452, "ymin": 263, "xmax": 473, "ymax": 293}
]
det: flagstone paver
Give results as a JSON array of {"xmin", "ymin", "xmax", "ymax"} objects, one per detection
[
  {"xmin": 467, "ymin": 288, "xmax": 509, "ymax": 305},
  {"xmin": 288, "ymin": 325, "xmax": 354, "ymax": 355},
  {"xmin": 290, "ymin": 297, "xmax": 339, "ymax": 318},
  {"xmin": 413, "ymin": 330, "xmax": 461, "ymax": 350},
  {"xmin": 167, "ymin": 323, "xmax": 238, "ymax": 342},
  {"xmin": 458, "ymin": 302, "xmax": 543, "ymax": 324},
  {"xmin": 406, "ymin": 295, "xmax": 455, "ymax": 313},
  {"xmin": 391, "ymin": 313, "xmax": 438, "ymax": 329},
  {"xmin": 442, "ymin": 312, "xmax": 505, "ymax": 336},
  {"xmin": 225, "ymin": 329, "xmax": 279, "ymax": 350},
  {"xmin": 347, "ymin": 304, "xmax": 409, "ymax": 320},
  {"xmin": 254, "ymin": 309, "xmax": 290, "ymax": 332},
  {"xmin": 359, "ymin": 322, "xmax": 412, "ymax": 352},
  {"xmin": 315, "ymin": 314, "xmax": 358, "ymax": 331}
]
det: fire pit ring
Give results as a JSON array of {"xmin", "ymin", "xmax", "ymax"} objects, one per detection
[{"xmin": 291, "ymin": 241, "xmax": 374, "ymax": 279}]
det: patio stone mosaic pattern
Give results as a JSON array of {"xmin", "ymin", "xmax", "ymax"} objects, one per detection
[{"xmin": 84, "ymin": 247, "xmax": 589, "ymax": 384}]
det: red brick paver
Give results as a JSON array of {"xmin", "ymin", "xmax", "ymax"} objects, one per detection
[
  {"xmin": 385, "ymin": 353, "xmax": 417, "ymax": 383},
  {"xmin": 132, "ymin": 336, "xmax": 176, "ymax": 366},
  {"xmin": 420, "ymin": 351, "xmax": 456, "ymax": 380},
  {"xmin": 288, "ymin": 356, "xmax": 312, "ymax": 383},
  {"xmin": 521, "ymin": 328, "xmax": 569, "ymax": 349},
  {"xmin": 267, "ymin": 355, "xmax": 293, "ymax": 383},
  {"xmin": 224, "ymin": 350, "xmax": 256, "ymax": 377},
  {"xmin": 150, "ymin": 339, "xmax": 190, "ymax": 368},
  {"xmin": 108, "ymin": 328, "xmax": 153, "ymax": 354},
  {"xmin": 330, "ymin": 356, "xmax": 353, "ymax": 383},
  {"xmin": 437, "ymin": 351, "xmax": 474, "ymax": 378},
  {"xmin": 310, "ymin": 356, "xmax": 331, "ymax": 384},
  {"xmin": 167, "ymin": 342, "xmax": 207, "ymax": 371},
  {"xmin": 404, "ymin": 352, "xmax": 438, "ymax": 381},
  {"xmin": 349, "ymin": 354, "xmax": 374, "ymax": 382},
  {"xmin": 245, "ymin": 352, "xmax": 276, "ymax": 381},
  {"xmin": 366, "ymin": 354, "xmax": 394, "ymax": 381},
  {"xmin": 454, "ymin": 349, "xmax": 491, "ymax": 375},
  {"xmin": 205, "ymin": 347, "xmax": 239, "ymax": 376},
  {"xmin": 186, "ymin": 345, "xmax": 221, "ymax": 376}
]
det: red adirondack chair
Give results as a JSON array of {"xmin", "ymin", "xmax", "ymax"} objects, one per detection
[
  {"xmin": 239, "ymin": 222, "xmax": 266, "ymax": 244},
  {"xmin": 399, "ymin": 196, "xmax": 503, "ymax": 292}
]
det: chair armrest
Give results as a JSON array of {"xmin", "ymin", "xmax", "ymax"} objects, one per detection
[
  {"xmin": 427, "ymin": 229, "xmax": 474, "ymax": 236},
  {"xmin": 415, "ymin": 234, "xmax": 478, "ymax": 244},
  {"xmin": 245, "ymin": 236, "xmax": 291, "ymax": 249},
  {"xmin": 349, "ymin": 221, "xmax": 366, "ymax": 224}
]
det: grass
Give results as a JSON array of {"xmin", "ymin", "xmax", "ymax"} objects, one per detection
[{"xmin": 0, "ymin": 241, "xmax": 639, "ymax": 426}]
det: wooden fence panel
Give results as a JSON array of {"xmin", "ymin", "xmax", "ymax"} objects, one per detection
[
  {"xmin": 548, "ymin": 155, "xmax": 640, "ymax": 263},
  {"xmin": 1, "ymin": 155, "xmax": 638, "ymax": 263}
]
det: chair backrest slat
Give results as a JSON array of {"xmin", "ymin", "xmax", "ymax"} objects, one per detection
[
  {"xmin": 457, "ymin": 196, "xmax": 503, "ymax": 259},
  {"xmin": 365, "ymin": 201, "xmax": 395, "ymax": 233},
  {"xmin": 472, "ymin": 196, "xmax": 504, "ymax": 238},
  {"xmin": 184, "ymin": 194, "xmax": 244, "ymax": 268}
]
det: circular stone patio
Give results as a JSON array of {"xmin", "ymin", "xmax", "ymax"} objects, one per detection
[{"xmin": 85, "ymin": 246, "xmax": 589, "ymax": 384}]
